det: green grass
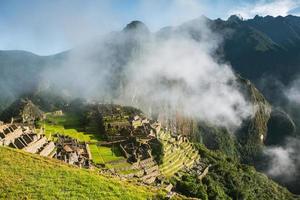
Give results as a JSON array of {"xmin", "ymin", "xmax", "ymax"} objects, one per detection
[
  {"xmin": 106, "ymin": 162, "xmax": 132, "ymax": 170},
  {"xmin": 40, "ymin": 113, "xmax": 125, "ymax": 167},
  {"xmin": 89, "ymin": 144, "xmax": 124, "ymax": 165},
  {"xmin": 0, "ymin": 146, "xmax": 166, "ymax": 200},
  {"xmin": 118, "ymin": 169, "xmax": 141, "ymax": 175},
  {"xmin": 41, "ymin": 113, "xmax": 101, "ymax": 142}
]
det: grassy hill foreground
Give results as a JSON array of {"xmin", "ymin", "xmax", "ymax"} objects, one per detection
[{"xmin": 0, "ymin": 146, "xmax": 168, "ymax": 200}]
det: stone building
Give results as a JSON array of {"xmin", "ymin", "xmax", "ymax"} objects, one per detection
[{"xmin": 54, "ymin": 135, "xmax": 92, "ymax": 168}]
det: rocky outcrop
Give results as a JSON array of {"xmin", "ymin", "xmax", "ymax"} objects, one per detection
[
  {"xmin": 266, "ymin": 109, "xmax": 296, "ymax": 145},
  {"xmin": 0, "ymin": 98, "xmax": 44, "ymax": 124},
  {"xmin": 236, "ymin": 76, "xmax": 271, "ymax": 163}
]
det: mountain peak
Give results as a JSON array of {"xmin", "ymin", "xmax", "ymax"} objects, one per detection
[
  {"xmin": 123, "ymin": 20, "xmax": 150, "ymax": 34},
  {"xmin": 254, "ymin": 15, "xmax": 263, "ymax": 20},
  {"xmin": 227, "ymin": 14, "xmax": 243, "ymax": 23}
]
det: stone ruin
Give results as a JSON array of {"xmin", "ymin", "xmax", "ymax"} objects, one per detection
[
  {"xmin": 101, "ymin": 112, "xmax": 202, "ymax": 186},
  {"xmin": 99, "ymin": 113, "xmax": 163, "ymax": 185},
  {"xmin": 112, "ymin": 156, "xmax": 161, "ymax": 185},
  {"xmin": 120, "ymin": 137, "xmax": 152, "ymax": 163},
  {"xmin": 52, "ymin": 110, "xmax": 63, "ymax": 116},
  {"xmin": 0, "ymin": 123, "xmax": 92, "ymax": 169},
  {"xmin": 104, "ymin": 114, "xmax": 160, "ymax": 142},
  {"xmin": 53, "ymin": 135, "xmax": 92, "ymax": 169},
  {"xmin": 130, "ymin": 115, "xmax": 158, "ymax": 139},
  {"xmin": 157, "ymin": 129, "xmax": 201, "ymax": 179},
  {"xmin": 0, "ymin": 123, "xmax": 55, "ymax": 157},
  {"xmin": 184, "ymin": 161, "xmax": 211, "ymax": 181}
]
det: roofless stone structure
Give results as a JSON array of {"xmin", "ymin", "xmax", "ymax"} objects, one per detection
[{"xmin": 0, "ymin": 123, "xmax": 55, "ymax": 157}]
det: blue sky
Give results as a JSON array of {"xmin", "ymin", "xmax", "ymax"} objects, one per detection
[{"xmin": 0, "ymin": 0, "xmax": 299, "ymax": 55}]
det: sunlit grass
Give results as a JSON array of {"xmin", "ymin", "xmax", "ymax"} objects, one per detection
[
  {"xmin": 0, "ymin": 146, "xmax": 164, "ymax": 199},
  {"xmin": 89, "ymin": 145, "xmax": 124, "ymax": 164}
]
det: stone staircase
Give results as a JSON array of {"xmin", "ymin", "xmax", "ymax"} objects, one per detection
[
  {"xmin": 109, "ymin": 157, "xmax": 161, "ymax": 185},
  {"xmin": 158, "ymin": 131, "xmax": 200, "ymax": 177}
]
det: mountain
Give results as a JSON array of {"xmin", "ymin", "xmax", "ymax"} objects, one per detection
[
  {"xmin": 0, "ymin": 50, "xmax": 65, "ymax": 112},
  {"xmin": 210, "ymin": 15, "xmax": 300, "ymax": 85},
  {"xmin": 0, "ymin": 98, "xmax": 44, "ymax": 123},
  {"xmin": 1, "ymin": 16, "xmax": 300, "ymax": 197},
  {"xmin": 1, "ymin": 15, "xmax": 300, "ymax": 108},
  {"xmin": 2, "ymin": 15, "xmax": 300, "ymax": 103}
]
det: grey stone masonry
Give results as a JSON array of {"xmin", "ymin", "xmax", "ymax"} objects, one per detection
[
  {"xmin": 39, "ymin": 141, "xmax": 55, "ymax": 157},
  {"xmin": 23, "ymin": 136, "xmax": 47, "ymax": 153},
  {"xmin": 0, "ymin": 125, "xmax": 24, "ymax": 146},
  {"xmin": 85, "ymin": 144, "xmax": 92, "ymax": 160}
]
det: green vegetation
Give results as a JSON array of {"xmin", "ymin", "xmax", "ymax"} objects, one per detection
[
  {"xmin": 40, "ymin": 113, "xmax": 123, "ymax": 166},
  {"xmin": 89, "ymin": 144, "xmax": 124, "ymax": 164},
  {"xmin": 174, "ymin": 144, "xmax": 299, "ymax": 200},
  {"xmin": 0, "ymin": 146, "xmax": 166, "ymax": 200},
  {"xmin": 197, "ymin": 123, "xmax": 239, "ymax": 160},
  {"xmin": 41, "ymin": 113, "xmax": 101, "ymax": 142},
  {"xmin": 149, "ymin": 138, "xmax": 164, "ymax": 165}
]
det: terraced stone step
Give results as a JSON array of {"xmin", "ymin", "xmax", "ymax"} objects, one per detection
[
  {"xmin": 115, "ymin": 158, "xmax": 156, "ymax": 174},
  {"xmin": 160, "ymin": 151, "xmax": 199, "ymax": 176},
  {"xmin": 161, "ymin": 150, "xmax": 183, "ymax": 166},
  {"xmin": 144, "ymin": 165, "xmax": 159, "ymax": 174},
  {"xmin": 162, "ymin": 146, "xmax": 195, "ymax": 166},
  {"xmin": 159, "ymin": 132, "xmax": 171, "ymax": 141},
  {"xmin": 140, "ymin": 161, "xmax": 156, "ymax": 169},
  {"xmin": 167, "ymin": 153, "xmax": 199, "ymax": 174},
  {"xmin": 162, "ymin": 152, "xmax": 185, "ymax": 164},
  {"xmin": 180, "ymin": 142, "xmax": 190, "ymax": 148},
  {"xmin": 162, "ymin": 156, "xmax": 193, "ymax": 176},
  {"xmin": 39, "ymin": 141, "xmax": 55, "ymax": 157},
  {"xmin": 143, "ymin": 176, "xmax": 156, "ymax": 184},
  {"xmin": 140, "ymin": 170, "xmax": 159, "ymax": 182},
  {"xmin": 139, "ymin": 158, "xmax": 154, "ymax": 165},
  {"xmin": 160, "ymin": 153, "xmax": 187, "ymax": 170},
  {"xmin": 163, "ymin": 147, "xmax": 181, "ymax": 158},
  {"xmin": 23, "ymin": 137, "xmax": 48, "ymax": 154},
  {"xmin": 182, "ymin": 146, "xmax": 195, "ymax": 155}
]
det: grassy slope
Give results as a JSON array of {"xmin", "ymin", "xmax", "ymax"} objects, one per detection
[{"xmin": 0, "ymin": 146, "xmax": 165, "ymax": 200}]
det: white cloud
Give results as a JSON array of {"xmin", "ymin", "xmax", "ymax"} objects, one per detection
[
  {"xmin": 43, "ymin": 17, "xmax": 254, "ymax": 129},
  {"xmin": 229, "ymin": 0, "xmax": 300, "ymax": 19},
  {"xmin": 286, "ymin": 78, "xmax": 300, "ymax": 104},
  {"xmin": 121, "ymin": 34, "xmax": 253, "ymax": 128},
  {"xmin": 264, "ymin": 137, "xmax": 300, "ymax": 180},
  {"xmin": 264, "ymin": 146, "xmax": 296, "ymax": 177}
]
